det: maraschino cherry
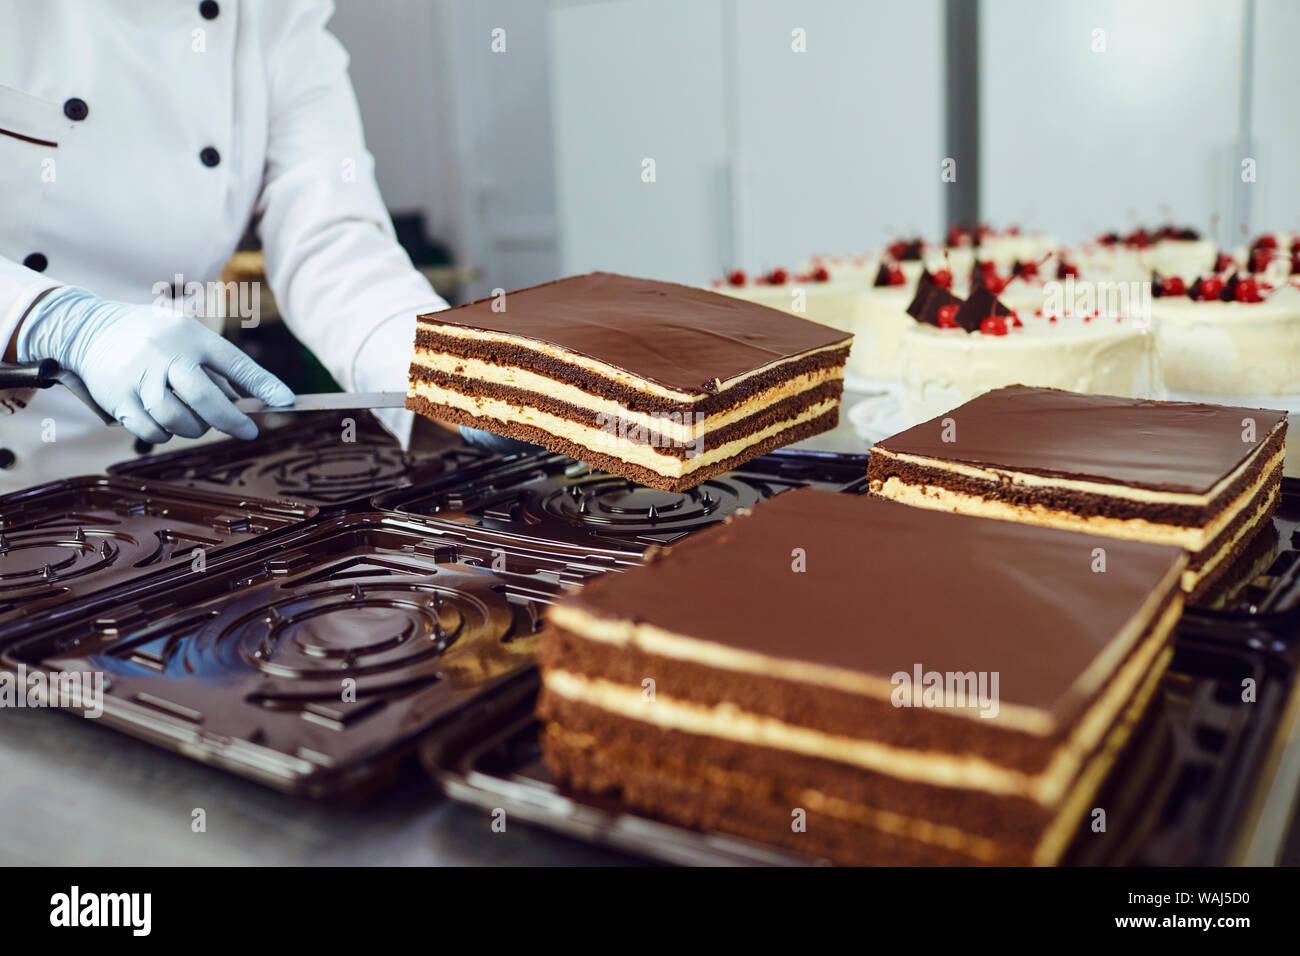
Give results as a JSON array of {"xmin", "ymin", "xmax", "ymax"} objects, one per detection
[
  {"xmin": 727, "ymin": 269, "xmax": 746, "ymax": 287},
  {"xmin": 937, "ymin": 304, "xmax": 960, "ymax": 328},
  {"xmin": 1235, "ymin": 276, "xmax": 1263, "ymax": 303},
  {"xmin": 979, "ymin": 315, "xmax": 1008, "ymax": 336}
]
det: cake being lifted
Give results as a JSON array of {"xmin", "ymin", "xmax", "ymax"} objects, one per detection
[
  {"xmin": 538, "ymin": 488, "xmax": 1187, "ymax": 865},
  {"xmin": 406, "ymin": 272, "xmax": 853, "ymax": 491}
]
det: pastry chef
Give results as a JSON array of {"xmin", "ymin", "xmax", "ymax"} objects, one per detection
[{"xmin": 0, "ymin": 0, "xmax": 455, "ymax": 494}]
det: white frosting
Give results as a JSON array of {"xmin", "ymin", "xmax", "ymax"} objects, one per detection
[
  {"xmin": 800, "ymin": 253, "xmax": 879, "ymax": 282},
  {"xmin": 847, "ymin": 286, "xmax": 915, "ymax": 380},
  {"xmin": 1144, "ymin": 238, "xmax": 1218, "ymax": 282},
  {"xmin": 711, "ymin": 280, "xmax": 866, "ymax": 337},
  {"xmin": 1152, "ymin": 287, "xmax": 1300, "ymax": 395},
  {"xmin": 897, "ymin": 316, "xmax": 1161, "ymax": 427},
  {"xmin": 1073, "ymin": 242, "xmax": 1148, "ymax": 282},
  {"xmin": 974, "ymin": 232, "xmax": 1061, "ymax": 273}
]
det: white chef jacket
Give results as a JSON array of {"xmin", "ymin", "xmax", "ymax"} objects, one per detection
[{"xmin": 0, "ymin": 0, "xmax": 446, "ymax": 493}]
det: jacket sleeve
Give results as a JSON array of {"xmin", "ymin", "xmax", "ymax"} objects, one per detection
[
  {"xmin": 254, "ymin": 0, "xmax": 447, "ymax": 393},
  {"xmin": 0, "ymin": 255, "xmax": 58, "ymax": 415}
]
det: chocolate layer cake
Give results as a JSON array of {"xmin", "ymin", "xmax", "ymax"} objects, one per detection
[
  {"xmin": 867, "ymin": 385, "xmax": 1286, "ymax": 599},
  {"xmin": 406, "ymin": 273, "xmax": 852, "ymax": 491},
  {"xmin": 537, "ymin": 489, "xmax": 1187, "ymax": 865}
]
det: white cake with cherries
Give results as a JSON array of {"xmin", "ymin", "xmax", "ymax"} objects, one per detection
[
  {"xmin": 803, "ymin": 252, "xmax": 878, "ymax": 283},
  {"xmin": 1146, "ymin": 227, "xmax": 1218, "ymax": 281},
  {"xmin": 1152, "ymin": 274, "xmax": 1300, "ymax": 396},
  {"xmin": 896, "ymin": 273, "xmax": 1160, "ymax": 425},
  {"xmin": 1075, "ymin": 226, "xmax": 1218, "ymax": 282},
  {"xmin": 711, "ymin": 267, "xmax": 866, "ymax": 336},
  {"xmin": 1233, "ymin": 233, "xmax": 1300, "ymax": 285}
]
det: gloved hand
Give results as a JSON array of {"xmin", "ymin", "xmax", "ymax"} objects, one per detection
[{"xmin": 17, "ymin": 286, "xmax": 293, "ymax": 443}]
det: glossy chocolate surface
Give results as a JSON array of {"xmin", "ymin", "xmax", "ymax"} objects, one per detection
[
  {"xmin": 875, "ymin": 386, "xmax": 1286, "ymax": 493},
  {"xmin": 418, "ymin": 272, "xmax": 852, "ymax": 393},
  {"xmin": 563, "ymin": 488, "xmax": 1185, "ymax": 721}
]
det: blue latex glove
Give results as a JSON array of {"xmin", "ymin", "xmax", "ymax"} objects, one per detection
[
  {"xmin": 17, "ymin": 286, "xmax": 293, "ymax": 443},
  {"xmin": 458, "ymin": 426, "xmax": 544, "ymax": 456}
]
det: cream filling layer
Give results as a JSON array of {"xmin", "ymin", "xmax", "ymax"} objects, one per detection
[
  {"xmin": 1182, "ymin": 479, "xmax": 1281, "ymax": 590},
  {"xmin": 870, "ymin": 444, "xmax": 1284, "ymax": 554},
  {"xmin": 1031, "ymin": 644, "xmax": 1173, "ymax": 865},
  {"xmin": 416, "ymin": 323, "xmax": 851, "ymax": 402},
  {"xmin": 549, "ymin": 549, "xmax": 1183, "ymax": 737},
  {"xmin": 870, "ymin": 424, "xmax": 1284, "ymax": 508},
  {"xmin": 411, "ymin": 350, "xmax": 844, "ymax": 443},
  {"xmin": 410, "ymin": 378, "xmax": 838, "ymax": 476},
  {"xmin": 550, "ymin": 645, "xmax": 1174, "ymax": 865},
  {"xmin": 543, "ymin": 595, "xmax": 1182, "ymax": 807}
]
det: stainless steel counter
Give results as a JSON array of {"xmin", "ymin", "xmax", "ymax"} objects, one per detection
[{"xmin": 0, "ymin": 706, "xmax": 636, "ymax": 866}]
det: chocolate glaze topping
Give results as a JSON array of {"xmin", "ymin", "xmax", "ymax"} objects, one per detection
[
  {"xmin": 418, "ymin": 272, "xmax": 851, "ymax": 394},
  {"xmin": 876, "ymin": 385, "xmax": 1286, "ymax": 494},
  {"xmin": 562, "ymin": 487, "xmax": 1184, "ymax": 722}
]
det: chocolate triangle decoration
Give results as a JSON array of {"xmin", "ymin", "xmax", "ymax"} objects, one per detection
[
  {"xmin": 906, "ymin": 270, "xmax": 962, "ymax": 325},
  {"xmin": 1219, "ymin": 272, "xmax": 1240, "ymax": 303},
  {"xmin": 953, "ymin": 283, "xmax": 1010, "ymax": 333},
  {"xmin": 889, "ymin": 238, "xmax": 924, "ymax": 261},
  {"xmin": 1150, "ymin": 271, "xmax": 1166, "ymax": 298},
  {"xmin": 1187, "ymin": 277, "xmax": 1204, "ymax": 301},
  {"xmin": 873, "ymin": 262, "xmax": 894, "ymax": 287}
]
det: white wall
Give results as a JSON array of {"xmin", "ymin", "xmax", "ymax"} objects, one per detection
[
  {"xmin": 330, "ymin": 0, "xmax": 560, "ymax": 296},
  {"xmin": 1250, "ymin": 0, "xmax": 1300, "ymax": 238},
  {"xmin": 980, "ymin": 0, "xmax": 1248, "ymax": 246},
  {"xmin": 549, "ymin": 0, "xmax": 732, "ymax": 283},
  {"xmin": 549, "ymin": 0, "xmax": 945, "ymax": 284},
  {"xmin": 330, "ymin": 0, "xmax": 1298, "ymax": 291},
  {"xmin": 730, "ymin": 0, "xmax": 944, "ymax": 273}
]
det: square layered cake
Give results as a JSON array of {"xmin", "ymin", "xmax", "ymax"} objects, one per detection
[
  {"xmin": 868, "ymin": 385, "xmax": 1286, "ymax": 598},
  {"xmin": 537, "ymin": 488, "xmax": 1186, "ymax": 865},
  {"xmin": 406, "ymin": 272, "xmax": 852, "ymax": 491}
]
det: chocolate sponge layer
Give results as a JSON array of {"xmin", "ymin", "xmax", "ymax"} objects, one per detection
[{"xmin": 405, "ymin": 394, "xmax": 839, "ymax": 492}]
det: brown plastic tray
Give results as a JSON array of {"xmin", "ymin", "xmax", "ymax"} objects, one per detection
[
  {"xmin": 373, "ymin": 448, "xmax": 871, "ymax": 557},
  {"xmin": 0, "ymin": 513, "xmax": 632, "ymax": 798},
  {"xmin": 0, "ymin": 475, "xmax": 313, "ymax": 629},
  {"xmin": 107, "ymin": 410, "xmax": 492, "ymax": 508}
]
